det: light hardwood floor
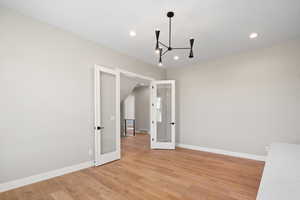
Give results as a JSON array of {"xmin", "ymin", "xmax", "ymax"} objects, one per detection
[{"xmin": 0, "ymin": 133, "xmax": 265, "ymax": 200}]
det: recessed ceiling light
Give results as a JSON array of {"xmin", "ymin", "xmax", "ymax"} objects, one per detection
[
  {"xmin": 129, "ymin": 30, "xmax": 136, "ymax": 37},
  {"xmin": 249, "ymin": 32, "xmax": 258, "ymax": 39},
  {"xmin": 173, "ymin": 56, "xmax": 179, "ymax": 60}
]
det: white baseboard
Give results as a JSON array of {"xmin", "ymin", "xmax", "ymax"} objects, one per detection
[
  {"xmin": 0, "ymin": 161, "xmax": 93, "ymax": 193},
  {"xmin": 176, "ymin": 143, "xmax": 266, "ymax": 161},
  {"xmin": 137, "ymin": 129, "xmax": 150, "ymax": 134},
  {"xmin": 0, "ymin": 145, "xmax": 265, "ymax": 193}
]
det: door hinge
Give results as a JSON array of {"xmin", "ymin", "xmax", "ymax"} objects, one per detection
[
  {"xmin": 152, "ymin": 86, "xmax": 154, "ymax": 89},
  {"xmin": 152, "ymin": 103, "xmax": 154, "ymax": 106},
  {"xmin": 152, "ymin": 138, "xmax": 154, "ymax": 141},
  {"xmin": 152, "ymin": 121, "xmax": 154, "ymax": 124}
]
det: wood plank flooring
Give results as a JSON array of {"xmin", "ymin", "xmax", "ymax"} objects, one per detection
[{"xmin": 0, "ymin": 133, "xmax": 265, "ymax": 200}]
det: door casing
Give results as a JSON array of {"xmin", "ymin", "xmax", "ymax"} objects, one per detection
[
  {"xmin": 151, "ymin": 80, "xmax": 176, "ymax": 149},
  {"xmin": 94, "ymin": 65, "xmax": 120, "ymax": 166},
  {"xmin": 94, "ymin": 65, "xmax": 175, "ymax": 166}
]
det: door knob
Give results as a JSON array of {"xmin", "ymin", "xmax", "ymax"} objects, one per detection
[{"xmin": 170, "ymin": 122, "xmax": 175, "ymax": 125}]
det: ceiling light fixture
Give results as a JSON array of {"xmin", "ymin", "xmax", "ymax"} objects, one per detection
[
  {"xmin": 173, "ymin": 56, "xmax": 179, "ymax": 60},
  {"xmin": 155, "ymin": 11, "xmax": 195, "ymax": 65},
  {"xmin": 249, "ymin": 32, "xmax": 258, "ymax": 39},
  {"xmin": 129, "ymin": 30, "xmax": 136, "ymax": 37}
]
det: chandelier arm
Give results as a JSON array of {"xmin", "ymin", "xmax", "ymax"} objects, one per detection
[
  {"xmin": 172, "ymin": 47, "xmax": 191, "ymax": 50},
  {"xmin": 159, "ymin": 41, "xmax": 169, "ymax": 48},
  {"xmin": 159, "ymin": 48, "xmax": 162, "ymax": 63},
  {"xmin": 161, "ymin": 49, "xmax": 169, "ymax": 56},
  {"xmin": 169, "ymin": 17, "xmax": 172, "ymax": 47}
]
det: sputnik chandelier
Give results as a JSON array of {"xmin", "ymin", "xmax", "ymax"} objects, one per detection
[{"xmin": 155, "ymin": 11, "xmax": 195, "ymax": 66}]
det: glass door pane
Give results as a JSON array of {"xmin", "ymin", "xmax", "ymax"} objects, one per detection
[
  {"xmin": 100, "ymin": 71, "xmax": 116, "ymax": 154},
  {"xmin": 156, "ymin": 83, "xmax": 172, "ymax": 142}
]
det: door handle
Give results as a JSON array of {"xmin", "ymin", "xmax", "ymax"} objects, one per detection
[
  {"xmin": 170, "ymin": 122, "xmax": 175, "ymax": 125},
  {"xmin": 95, "ymin": 126, "xmax": 104, "ymax": 130}
]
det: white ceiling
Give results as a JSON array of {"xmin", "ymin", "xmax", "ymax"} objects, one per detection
[{"xmin": 1, "ymin": 0, "xmax": 300, "ymax": 68}]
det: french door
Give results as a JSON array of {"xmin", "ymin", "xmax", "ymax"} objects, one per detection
[
  {"xmin": 151, "ymin": 80, "xmax": 176, "ymax": 149},
  {"xmin": 94, "ymin": 65, "xmax": 120, "ymax": 166}
]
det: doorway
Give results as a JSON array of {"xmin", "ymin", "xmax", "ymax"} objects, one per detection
[
  {"xmin": 94, "ymin": 65, "xmax": 176, "ymax": 166},
  {"xmin": 120, "ymin": 72, "xmax": 152, "ymax": 157}
]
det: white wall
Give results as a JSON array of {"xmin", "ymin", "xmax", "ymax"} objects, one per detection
[
  {"xmin": 0, "ymin": 7, "xmax": 164, "ymax": 183},
  {"xmin": 123, "ymin": 94, "xmax": 135, "ymax": 119},
  {"xmin": 120, "ymin": 75, "xmax": 139, "ymax": 102},
  {"xmin": 133, "ymin": 86, "xmax": 150, "ymax": 133},
  {"xmin": 167, "ymin": 39, "xmax": 300, "ymax": 156}
]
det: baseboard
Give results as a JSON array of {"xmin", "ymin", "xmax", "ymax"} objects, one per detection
[
  {"xmin": 0, "ymin": 161, "xmax": 93, "ymax": 193},
  {"xmin": 0, "ymin": 146, "xmax": 264, "ymax": 193},
  {"xmin": 137, "ymin": 129, "xmax": 150, "ymax": 134},
  {"xmin": 176, "ymin": 143, "xmax": 266, "ymax": 161}
]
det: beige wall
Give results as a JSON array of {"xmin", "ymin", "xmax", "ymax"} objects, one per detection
[
  {"xmin": 0, "ymin": 7, "xmax": 164, "ymax": 183},
  {"xmin": 167, "ymin": 39, "xmax": 300, "ymax": 156},
  {"xmin": 133, "ymin": 86, "xmax": 150, "ymax": 133}
]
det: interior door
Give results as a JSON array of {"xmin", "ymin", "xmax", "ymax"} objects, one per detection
[
  {"xmin": 151, "ymin": 80, "xmax": 175, "ymax": 149},
  {"xmin": 94, "ymin": 65, "xmax": 120, "ymax": 166}
]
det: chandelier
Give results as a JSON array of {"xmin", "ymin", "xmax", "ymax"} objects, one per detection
[{"xmin": 155, "ymin": 11, "xmax": 195, "ymax": 66}]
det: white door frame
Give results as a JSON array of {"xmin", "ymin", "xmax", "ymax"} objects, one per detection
[
  {"xmin": 94, "ymin": 65, "xmax": 175, "ymax": 164},
  {"xmin": 151, "ymin": 80, "xmax": 176, "ymax": 149},
  {"xmin": 94, "ymin": 64, "xmax": 120, "ymax": 166},
  {"xmin": 94, "ymin": 65, "xmax": 158, "ymax": 165}
]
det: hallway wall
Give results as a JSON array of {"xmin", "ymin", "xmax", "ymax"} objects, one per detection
[{"xmin": 133, "ymin": 86, "xmax": 150, "ymax": 133}]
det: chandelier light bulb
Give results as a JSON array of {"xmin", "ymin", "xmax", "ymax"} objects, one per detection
[
  {"xmin": 129, "ymin": 30, "xmax": 136, "ymax": 37},
  {"xmin": 249, "ymin": 32, "xmax": 258, "ymax": 39}
]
